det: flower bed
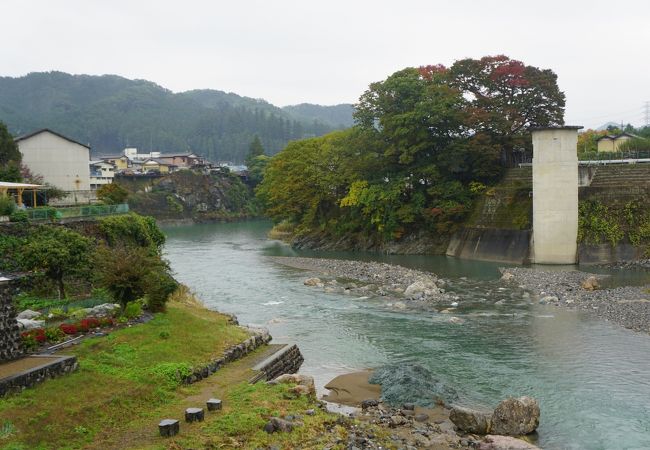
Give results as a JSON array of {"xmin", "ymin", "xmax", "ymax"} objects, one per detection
[{"xmin": 20, "ymin": 317, "xmax": 116, "ymax": 350}]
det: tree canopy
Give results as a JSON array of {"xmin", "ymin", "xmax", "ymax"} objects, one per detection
[
  {"xmin": 258, "ymin": 56, "xmax": 566, "ymax": 241},
  {"xmin": 0, "ymin": 121, "xmax": 22, "ymax": 182}
]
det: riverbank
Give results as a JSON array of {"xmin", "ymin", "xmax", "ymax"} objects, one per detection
[
  {"xmin": 502, "ymin": 267, "xmax": 650, "ymax": 334},
  {"xmin": 0, "ymin": 287, "xmax": 469, "ymax": 449}
]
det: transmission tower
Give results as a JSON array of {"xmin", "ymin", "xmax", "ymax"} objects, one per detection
[{"xmin": 644, "ymin": 101, "xmax": 650, "ymax": 127}]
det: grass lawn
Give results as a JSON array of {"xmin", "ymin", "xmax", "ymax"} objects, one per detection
[
  {"xmin": 0, "ymin": 291, "xmax": 250, "ymax": 450},
  {"xmin": 0, "ymin": 291, "xmax": 393, "ymax": 450}
]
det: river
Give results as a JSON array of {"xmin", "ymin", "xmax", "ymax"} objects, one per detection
[{"xmin": 163, "ymin": 221, "xmax": 650, "ymax": 450}]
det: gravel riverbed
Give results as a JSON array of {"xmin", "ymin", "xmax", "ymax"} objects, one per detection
[
  {"xmin": 269, "ymin": 256, "xmax": 453, "ymax": 309},
  {"xmin": 502, "ymin": 267, "xmax": 650, "ymax": 334}
]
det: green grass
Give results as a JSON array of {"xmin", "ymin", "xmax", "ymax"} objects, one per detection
[
  {"xmin": 0, "ymin": 291, "xmax": 395, "ymax": 450},
  {"xmin": 0, "ymin": 295, "xmax": 248, "ymax": 450}
]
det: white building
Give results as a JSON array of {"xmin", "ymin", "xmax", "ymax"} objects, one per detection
[
  {"xmin": 15, "ymin": 129, "xmax": 91, "ymax": 192},
  {"xmin": 89, "ymin": 161, "xmax": 115, "ymax": 189}
]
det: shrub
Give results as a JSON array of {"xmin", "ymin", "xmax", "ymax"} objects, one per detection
[
  {"xmin": 9, "ymin": 210, "xmax": 28, "ymax": 223},
  {"xmin": 69, "ymin": 308, "xmax": 88, "ymax": 320},
  {"xmin": 44, "ymin": 327, "xmax": 65, "ymax": 343},
  {"xmin": 123, "ymin": 302, "xmax": 142, "ymax": 320},
  {"xmin": 59, "ymin": 323, "xmax": 78, "ymax": 335},
  {"xmin": 21, "ymin": 329, "xmax": 46, "ymax": 349},
  {"xmin": 98, "ymin": 317, "xmax": 115, "ymax": 327},
  {"xmin": 79, "ymin": 317, "xmax": 100, "ymax": 331},
  {"xmin": 146, "ymin": 271, "xmax": 178, "ymax": 312},
  {"xmin": 97, "ymin": 183, "xmax": 129, "ymax": 205},
  {"xmin": 0, "ymin": 195, "xmax": 16, "ymax": 216}
]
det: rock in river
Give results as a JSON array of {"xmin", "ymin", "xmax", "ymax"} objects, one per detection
[
  {"xmin": 450, "ymin": 405, "xmax": 492, "ymax": 434},
  {"xmin": 490, "ymin": 396, "xmax": 540, "ymax": 436},
  {"xmin": 303, "ymin": 277, "xmax": 323, "ymax": 287}
]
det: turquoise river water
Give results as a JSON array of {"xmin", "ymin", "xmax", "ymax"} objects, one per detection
[{"xmin": 163, "ymin": 221, "xmax": 650, "ymax": 450}]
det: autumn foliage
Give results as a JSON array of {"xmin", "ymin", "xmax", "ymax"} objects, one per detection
[{"xmin": 258, "ymin": 55, "xmax": 565, "ymax": 242}]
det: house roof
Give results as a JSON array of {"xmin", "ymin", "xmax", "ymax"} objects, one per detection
[
  {"xmin": 158, "ymin": 152, "xmax": 198, "ymax": 158},
  {"xmin": 596, "ymin": 132, "xmax": 639, "ymax": 141},
  {"xmin": 0, "ymin": 181, "xmax": 43, "ymax": 188},
  {"xmin": 144, "ymin": 158, "xmax": 176, "ymax": 166},
  {"xmin": 14, "ymin": 128, "xmax": 91, "ymax": 149}
]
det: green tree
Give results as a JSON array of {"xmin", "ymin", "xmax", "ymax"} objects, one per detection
[
  {"xmin": 246, "ymin": 154, "xmax": 271, "ymax": 187},
  {"xmin": 449, "ymin": 55, "xmax": 565, "ymax": 165},
  {"xmin": 21, "ymin": 227, "xmax": 92, "ymax": 299},
  {"xmin": 97, "ymin": 183, "xmax": 129, "ymax": 205},
  {"xmin": 0, "ymin": 121, "xmax": 22, "ymax": 182},
  {"xmin": 93, "ymin": 245, "xmax": 176, "ymax": 311},
  {"xmin": 245, "ymin": 135, "xmax": 265, "ymax": 167}
]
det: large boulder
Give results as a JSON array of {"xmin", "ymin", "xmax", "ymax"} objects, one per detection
[
  {"xmin": 581, "ymin": 276, "xmax": 600, "ymax": 291},
  {"xmin": 500, "ymin": 271, "xmax": 515, "ymax": 282},
  {"xmin": 272, "ymin": 373, "xmax": 315, "ymax": 397},
  {"xmin": 303, "ymin": 277, "xmax": 323, "ymax": 287},
  {"xmin": 450, "ymin": 405, "xmax": 492, "ymax": 434},
  {"xmin": 404, "ymin": 279, "xmax": 439, "ymax": 298},
  {"xmin": 17, "ymin": 309, "xmax": 40, "ymax": 320},
  {"xmin": 491, "ymin": 397, "xmax": 540, "ymax": 436},
  {"xmin": 88, "ymin": 303, "xmax": 121, "ymax": 317},
  {"xmin": 479, "ymin": 435, "xmax": 540, "ymax": 449},
  {"xmin": 17, "ymin": 319, "xmax": 45, "ymax": 331}
]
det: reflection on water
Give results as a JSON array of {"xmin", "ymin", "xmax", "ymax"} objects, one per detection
[{"xmin": 163, "ymin": 221, "xmax": 650, "ymax": 450}]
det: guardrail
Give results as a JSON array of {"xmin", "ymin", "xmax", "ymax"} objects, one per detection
[
  {"xmin": 26, "ymin": 203, "xmax": 129, "ymax": 221},
  {"xmin": 579, "ymin": 150, "xmax": 650, "ymax": 161}
]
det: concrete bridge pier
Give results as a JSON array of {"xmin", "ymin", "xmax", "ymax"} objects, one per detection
[{"xmin": 531, "ymin": 126, "xmax": 582, "ymax": 264}]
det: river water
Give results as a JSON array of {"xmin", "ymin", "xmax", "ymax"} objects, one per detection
[{"xmin": 163, "ymin": 221, "xmax": 650, "ymax": 450}]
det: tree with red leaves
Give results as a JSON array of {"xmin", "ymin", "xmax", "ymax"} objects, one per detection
[{"xmin": 449, "ymin": 55, "xmax": 565, "ymax": 165}]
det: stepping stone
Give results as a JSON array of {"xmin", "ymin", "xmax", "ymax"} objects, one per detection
[
  {"xmin": 206, "ymin": 398, "xmax": 222, "ymax": 411},
  {"xmin": 158, "ymin": 419, "xmax": 179, "ymax": 437},
  {"xmin": 185, "ymin": 407, "xmax": 205, "ymax": 423}
]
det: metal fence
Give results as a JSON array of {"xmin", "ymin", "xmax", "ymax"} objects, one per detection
[
  {"xmin": 26, "ymin": 203, "xmax": 129, "ymax": 221},
  {"xmin": 578, "ymin": 150, "xmax": 650, "ymax": 162}
]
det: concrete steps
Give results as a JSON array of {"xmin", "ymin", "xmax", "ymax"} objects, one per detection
[
  {"xmin": 499, "ymin": 167, "xmax": 532, "ymax": 186},
  {"xmin": 589, "ymin": 164, "xmax": 650, "ymax": 187}
]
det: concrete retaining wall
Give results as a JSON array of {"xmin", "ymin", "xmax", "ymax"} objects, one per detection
[
  {"xmin": 446, "ymin": 227, "xmax": 532, "ymax": 264},
  {"xmin": 578, "ymin": 242, "xmax": 647, "ymax": 265},
  {"xmin": 250, "ymin": 344, "xmax": 304, "ymax": 383},
  {"xmin": 181, "ymin": 330, "xmax": 272, "ymax": 385},
  {"xmin": 0, "ymin": 355, "xmax": 78, "ymax": 397}
]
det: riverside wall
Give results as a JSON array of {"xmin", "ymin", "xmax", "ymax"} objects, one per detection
[
  {"xmin": 0, "ymin": 278, "xmax": 24, "ymax": 363},
  {"xmin": 448, "ymin": 163, "xmax": 650, "ymax": 265}
]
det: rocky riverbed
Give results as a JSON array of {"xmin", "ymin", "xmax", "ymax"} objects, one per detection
[
  {"xmin": 501, "ymin": 267, "xmax": 650, "ymax": 334},
  {"xmin": 269, "ymin": 256, "xmax": 454, "ymax": 310}
]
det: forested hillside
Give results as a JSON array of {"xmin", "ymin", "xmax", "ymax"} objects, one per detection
[
  {"xmin": 282, "ymin": 103, "xmax": 354, "ymax": 128},
  {"xmin": 0, "ymin": 72, "xmax": 351, "ymax": 162}
]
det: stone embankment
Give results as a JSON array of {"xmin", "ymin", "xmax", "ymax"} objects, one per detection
[
  {"xmin": 501, "ymin": 267, "xmax": 650, "ymax": 334},
  {"xmin": 270, "ymin": 256, "xmax": 452, "ymax": 309}
]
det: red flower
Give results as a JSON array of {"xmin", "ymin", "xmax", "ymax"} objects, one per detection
[{"xmin": 59, "ymin": 323, "xmax": 78, "ymax": 335}]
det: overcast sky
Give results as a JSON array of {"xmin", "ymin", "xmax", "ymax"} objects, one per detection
[{"xmin": 2, "ymin": 0, "xmax": 649, "ymax": 128}]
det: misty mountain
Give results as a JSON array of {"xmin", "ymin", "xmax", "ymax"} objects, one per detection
[
  {"xmin": 283, "ymin": 103, "xmax": 355, "ymax": 129},
  {"xmin": 0, "ymin": 71, "xmax": 352, "ymax": 162}
]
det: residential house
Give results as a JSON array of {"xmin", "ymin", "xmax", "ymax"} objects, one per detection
[
  {"xmin": 596, "ymin": 132, "xmax": 637, "ymax": 152},
  {"xmin": 89, "ymin": 161, "xmax": 115, "ymax": 189},
  {"xmin": 156, "ymin": 152, "xmax": 204, "ymax": 169},
  {"xmin": 141, "ymin": 158, "xmax": 175, "ymax": 174},
  {"xmin": 100, "ymin": 155, "xmax": 130, "ymax": 171},
  {"xmin": 15, "ymin": 129, "xmax": 91, "ymax": 191}
]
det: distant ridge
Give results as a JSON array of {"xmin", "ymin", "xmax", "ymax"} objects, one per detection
[{"xmin": 0, "ymin": 71, "xmax": 354, "ymax": 163}]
